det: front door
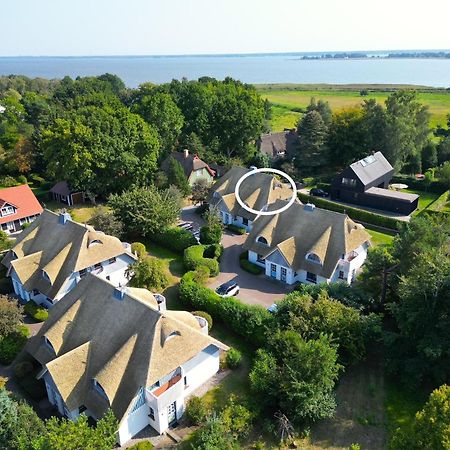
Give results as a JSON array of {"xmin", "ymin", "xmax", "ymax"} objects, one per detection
[
  {"xmin": 280, "ymin": 267, "xmax": 287, "ymax": 282},
  {"xmin": 270, "ymin": 264, "xmax": 277, "ymax": 279},
  {"xmin": 167, "ymin": 401, "xmax": 176, "ymax": 424}
]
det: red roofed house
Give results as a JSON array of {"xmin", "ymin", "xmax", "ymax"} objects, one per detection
[{"xmin": 0, "ymin": 184, "xmax": 43, "ymax": 234}]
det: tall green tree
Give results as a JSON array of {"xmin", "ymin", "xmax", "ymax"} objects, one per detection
[
  {"xmin": 166, "ymin": 156, "xmax": 191, "ymax": 196},
  {"xmin": 296, "ymin": 110, "xmax": 328, "ymax": 170},
  {"xmin": 250, "ymin": 331, "xmax": 341, "ymax": 423},
  {"xmin": 133, "ymin": 91, "xmax": 184, "ymax": 151},
  {"xmin": 127, "ymin": 256, "xmax": 169, "ymax": 291},
  {"xmin": 0, "ymin": 296, "xmax": 23, "ymax": 338},
  {"xmin": 108, "ymin": 186, "xmax": 182, "ymax": 237},
  {"xmin": 306, "ymin": 97, "xmax": 332, "ymax": 126},
  {"xmin": 42, "ymin": 104, "xmax": 160, "ymax": 197},
  {"xmin": 391, "ymin": 385, "xmax": 450, "ymax": 450},
  {"xmin": 384, "ymin": 90, "xmax": 430, "ymax": 172}
]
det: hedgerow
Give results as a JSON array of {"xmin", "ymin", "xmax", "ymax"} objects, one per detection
[
  {"xmin": 151, "ymin": 227, "xmax": 197, "ymax": 253},
  {"xmin": 183, "ymin": 245, "xmax": 220, "ymax": 276}
]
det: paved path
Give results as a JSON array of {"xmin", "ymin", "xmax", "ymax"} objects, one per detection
[{"xmin": 208, "ymin": 232, "xmax": 292, "ymax": 308}]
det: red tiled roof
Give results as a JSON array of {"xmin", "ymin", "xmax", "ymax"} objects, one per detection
[{"xmin": 0, "ymin": 184, "xmax": 43, "ymax": 225}]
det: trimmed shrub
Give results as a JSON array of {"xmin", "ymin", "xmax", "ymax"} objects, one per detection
[
  {"xmin": 179, "ymin": 274, "xmax": 273, "ymax": 347},
  {"xmin": 24, "ymin": 300, "xmax": 48, "ymax": 322},
  {"xmin": 131, "ymin": 242, "xmax": 147, "ymax": 259},
  {"xmin": 185, "ymin": 396, "xmax": 208, "ymax": 425},
  {"xmin": 191, "ymin": 311, "xmax": 213, "ymax": 331},
  {"xmin": 13, "ymin": 361, "xmax": 33, "ymax": 378},
  {"xmin": 200, "ymin": 224, "xmax": 222, "ymax": 245},
  {"xmin": 203, "ymin": 243, "xmax": 223, "ymax": 260},
  {"xmin": 225, "ymin": 348, "xmax": 242, "ymax": 369},
  {"xmin": 30, "ymin": 174, "xmax": 46, "ymax": 186},
  {"xmin": 128, "ymin": 442, "xmax": 154, "ymax": 450},
  {"xmin": 183, "ymin": 245, "xmax": 219, "ymax": 276},
  {"xmin": 152, "ymin": 227, "xmax": 197, "ymax": 254},
  {"xmin": 0, "ymin": 325, "xmax": 30, "ymax": 365},
  {"xmin": 17, "ymin": 175, "xmax": 27, "ymax": 184},
  {"xmin": 298, "ymin": 192, "xmax": 401, "ymax": 230},
  {"xmin": 226, "ymin": 224, "xmax": 246, "ymax": 235},
  {"xmin": 192, "ymin": 266, "xmax": 211, "ymax": 285},
  {"xmin": 240, "ymin": 259, "xmax": 264, "ymax": 275}
]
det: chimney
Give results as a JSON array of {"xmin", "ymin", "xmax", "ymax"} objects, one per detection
[
  {"xmin": 304, "ymin": 203, "xmax": 316, "ymax": 212},
  {"xmin": 59, "ymin": 211, "xmax": 72, "ymax": 225},
  {"xmin": 183, "ymin": 149, "xmax": 189, "ymax": 159}
]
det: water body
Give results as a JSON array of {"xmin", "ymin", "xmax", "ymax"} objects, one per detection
[{"xmin": 1, "ymin": 54, "xmax": 450, "ymax": 88}]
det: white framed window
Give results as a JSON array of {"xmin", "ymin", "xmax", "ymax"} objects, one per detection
[
  {"xmin": 342, "ymin": 177, "xmax": 357, "ymax": 187},
  {"xmin": 1, "ymin": 206, "xmax": 14, "ymax": 217}
]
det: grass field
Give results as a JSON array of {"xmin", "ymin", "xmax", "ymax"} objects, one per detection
[
  {"xmin": 258, "ymin": 85, "xmax": 450, "ymax": 131},
  {"xmin": 367, "ymin": 229, "xmax": 395, "ymax": 246}
]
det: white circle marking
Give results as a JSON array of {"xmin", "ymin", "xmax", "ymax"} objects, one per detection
[{"xmin": 234, "ymin": 167, "xmax": 297, "ymax": 216}]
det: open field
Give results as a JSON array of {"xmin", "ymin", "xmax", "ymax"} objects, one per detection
[{"xmin": 257, "ymin": 85, "xmax": 450, "ymax": 131}]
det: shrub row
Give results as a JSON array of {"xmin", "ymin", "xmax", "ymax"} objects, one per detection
[
  {"xmin": 226, "ymin": 224, "xmax": 246, "ymax": 235},
  {"xmin": 183, "ymin": 245, "xmax": 220, "ymax": 276},
  {"xmin": 151, "ymin": 227, "xmax": 197, "ymax": 254},
  {"xmin": 298, "ymin": 192, "xmax": 401, "ymax": 230},
  {"xmin": 0, "ymin": 325, "xmax": 30, "ymax": 365},
  {"xmin": 240, "ymin": 259, "xmax": 264, "ymax": 275},
  {"xmin": 179, "ymin": 273, "xmax": 273, "ymax": 347},
  {"xmin": 391, "ymin": 175, "xmax": 447, "ymax": 194},
  {"xmin": 427, "ymin": 190, "xmax": 450, "ymax": 212}
]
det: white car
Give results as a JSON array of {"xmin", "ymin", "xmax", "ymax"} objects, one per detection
[{"xmin": 215, "ymin": 280, "xmax": 240, "ymax": 297}]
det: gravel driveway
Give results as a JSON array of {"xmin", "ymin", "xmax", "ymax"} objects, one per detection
[{"xmin": 208, "ymin": 232, "xmax": 293, "ymax": 308}]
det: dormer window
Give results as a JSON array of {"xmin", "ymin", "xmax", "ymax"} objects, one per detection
[
  {"xmin": 342, "ymin": 177, "xmax": 356, "ymax": 187},
  {"xmin": 44, "ymin": 336, "xmax": 55, "ymax": 353},
  {"xmin": 88, "ymin": 239, "xmax": 103, "ymax": 247},
  {"xmin": 306, "ymin": 253, "xmax": 322, "ymax": 265},
  {"xmin": 164, "ymin": 331, "xmax": 181, "ymax": 344},
  {"xmin": 257, "ymin": 236, "xmax": 268, "ymax": 245},
  {"xmin": 42, "ymin": 270, "xmax": 52, "ymax": 283},
  {"xmin": 0, "ymin": 205, "xmax": 14, "ymax": 217},
  {"xmin": 93, "ymin": 379, "xmax": 108, "ymax": 400}
]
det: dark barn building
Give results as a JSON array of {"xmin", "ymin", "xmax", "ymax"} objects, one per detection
[{"xmin": 330, "ymin": 152, "xmax": 419, "ymax": 215}]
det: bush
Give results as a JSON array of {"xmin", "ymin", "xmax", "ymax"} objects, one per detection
[
  {"xmin": 183, "ymin": 245, "xmax": 219, "ymax": 276},
  {"xmin": 185, "ymin": 396, "xmax": 208, "ymax": 425},
  {"xmin": 200, "ymin": 224, "xmax": 222, "ymax": 245},
  {"xmin": 0, "ymin": 176, "xmax": 19, "ymax": 187},
  {"xmin": 240, "ymin": 259, "xmax": 264, "ymax": 275},
  {"xmin": 13, "ymin": 361, "xmax": 33, "ymax": 378},
  {"xmin": 17, "ymin": 175, "xmax": 27, "ymax": 184},
  {"xmin": 151, "ymin": 227, "xmax": 197, "ymax": 254},
  {"xmin": 191, "ymin": 311, "xmax": 213, "ymax": 331},
  {"xmin": 222, "ymin": 397, "xmax": 253, "ymax": 439},
  {"xmin": 226, "ymin": 224, "xmax": 246, "ymax": 235},
  {"xmin": 179, "ymin": 274, "xmax": 273, "ymax": 347},
  {"xmin": 297, "ymin": 192, "xmax": 401, "ymax": 230},
  {"xmin": 192, "ymin": 266, "xmax": 210, "ymax": 285},
  {"xmin": 24, "ymin": 301, "xmax": 48, "ymax": 322},
  {"xmin": 21, "ymin": 222, "xmax": 31, "ymax": 230},
  {"xmin": 0, "ymin": 325, "xmax": 30, "ymax": 365},
  {"xmin": 127, "ymin": 442, "xmax": 154, "ymax": 450},
  {"xmin": 30, "ymin": 174, "xmax": 46, "ymax": 186},
  {"xmin": 225, "ymin": 348, "xmax": 242, "ymax": 369},
  {"xmin": 127, "ymin": 257, "xmax": 169, "ymax": 291},
  {"xmin": 203, "ymin": 243, "xmax": 223, "ymax": 260},
  {"xmin": 131, "ymin": 242, "xmax": 147, "ymax": 259}
]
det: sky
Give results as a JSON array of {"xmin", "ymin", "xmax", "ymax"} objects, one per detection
[{"xmin": 1, "ymin": 0, "xmax": 450, "ymax": 56}]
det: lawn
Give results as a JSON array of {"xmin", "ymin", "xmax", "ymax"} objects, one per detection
[
  {"xmin": 367, "ymin": 228, "xmax": 395, "ymax": 246},
  {"xmin": 403, "ymin": 189, "xmax": 441, "ymax": 215},
  {"xmin": 258, "ymin": 86, "xmax": 450, "ymax": 131}
]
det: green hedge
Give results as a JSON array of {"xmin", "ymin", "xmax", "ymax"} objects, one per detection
[
  {"xmin": 240, "ymin": 259, "xmax": 264, "ymax": 275},
  {"xmin": 151, "ymin": 227, "xmax": 197, "ymax": 254},
  {"xmin": 226, "ymin": 224, "xmax": 246, "ymax": 235},
  {"xmin": 0, "ymin": 325, "xmax": 30, "ymax": 365},
  {"xmin": 426, "ymin": 190, "xmax": 449, "ymax": 212},
  {"xmin": 200, "ymin": 224, "xmax": 222, "ymax": 244},
  {"xmin": 24, "ymin": 301, "xmax": 48, "ymax": 322},
  {"xmin": 391, "ymin": 175, "xmax": 447, "ymax": 194},
  {"xmin": 297, "ymin": 192, "xmax": 401, "ymax": 230},
  {"xmin": 179, "ymin": 273, "xmax": 273, "ymax": 347},
  {"xmin": 183, "ymin": 245, "xmax": 220, "ymax": 276},
  {"xmin": 127, "ymin": 441, "xmax": 154, "ymax": 450}
]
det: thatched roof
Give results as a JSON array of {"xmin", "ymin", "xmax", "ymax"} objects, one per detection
[
  {"xmin": 27, "ymin": 274, "xmax": 228, "ymax": 423},
  {"xmin": 208, "ymin": 167, "xmax": 293, "ymax": 220},
  {"xmin": 243, "ymin": 200, "xmax": 371, "ymax": 278},
  {"xmin": 2, "ymin": 210, "xmax": 135, "ymax": 299}
]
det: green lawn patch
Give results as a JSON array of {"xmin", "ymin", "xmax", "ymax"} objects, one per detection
[
  {"xmin": 367, "ymin": 229, "xmax": 395, "ymax": 247},
  {"xmin": 404, "ymin": 189, "xmax": 441, "ymax": 214}
]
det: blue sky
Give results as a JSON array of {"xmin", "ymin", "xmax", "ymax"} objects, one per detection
[{"xmin": 2, "ymin": 0, "xmax": 450, "ymax": 56}]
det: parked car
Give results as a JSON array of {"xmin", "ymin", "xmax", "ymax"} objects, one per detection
[
  {"xmin": 215, "ymin": 280, "xmax": 240, "ymax": 297},
  {"xmin": 310, "ymin": 188, "xmax": 329, "ymax": 198},
  {"xmin": 267, "ymin": 303, "xmax": 278, "ymax": 313}
]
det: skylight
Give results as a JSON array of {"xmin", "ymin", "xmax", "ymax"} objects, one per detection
[{"xmin": 360, "ymin": 155, "xmax": 376, "ymax": 167}]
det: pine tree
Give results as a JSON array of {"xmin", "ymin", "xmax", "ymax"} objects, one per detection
[{"xmin": 167, "ymin": 156, "xmax": 191, "ymax": 196}]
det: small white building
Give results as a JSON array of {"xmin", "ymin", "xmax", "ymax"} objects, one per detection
[
  {"xmin": 1, "ymin": 209, "xmax": 137, "ymax": 308},
  {"xmin": 244, "ymin": 200, "xmax": 371, "ymax": 285},
  {"xmin": 208, "ymin": 166, "xmax": 293, "ymax": 232},
  {"xmin": 26, "ymin": 274, "xmax": 228, "ymax": 446}
]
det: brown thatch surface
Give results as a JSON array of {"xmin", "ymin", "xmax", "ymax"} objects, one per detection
[{"xmin": 28, "ymin": 273, "xmax": 228, "ymax": 422}]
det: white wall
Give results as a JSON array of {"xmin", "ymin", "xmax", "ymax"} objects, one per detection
[{"xmin": 118, "ymin": 402, "xmax": 150, "ymax": 446}]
